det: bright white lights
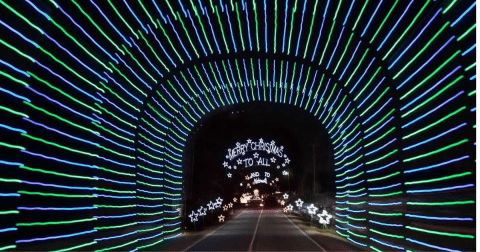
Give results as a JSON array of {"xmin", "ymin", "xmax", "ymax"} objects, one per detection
[
  {"xmin": 283, "ymin": 193, "xmax": 289, "ymax": 199},
  {"xmin": 218, "ymin": 214, "xmax": 225, "ymax": 223},
  {"xmin": 295, "ymin": 199, "xmax": 304, "ymax": 208},
  {"xmin": 223, "ymin": 205, "xmax": 228, "ymax": 211},
  {"xmin": 233, "ymin": 197, "xmax": 237, "ymax": 202},
  {"xmin": 197, "ymin": 206, "xmax": 207, "ymax": 216},
  {"xmin": 227, "ymin": 173, "xmax": 232, "ymax": 178},
  {"xmin": 307, "ymin": 204, "xmax": 318, "ymax": 215},
  {"xmin": 281, "ymin": 200, "xmax": 285, "ymax": 206},
  {"xmin": 189, "ymin": 210, "xmax": 198, "ymax": 222},
  {"xmin": 318, "ymin": 210, "xmax": 332, "ymax": 224},
  {"xmin": 207, "ymin": 201, "xmax": 215, "ymax": 210},
  {"xmin": 287, "ymin": 204, "xmax": 293, "ymax": 211},
  {"xmin": 282, "ymin": 170, "xmax": 288, "ymax": 175}
]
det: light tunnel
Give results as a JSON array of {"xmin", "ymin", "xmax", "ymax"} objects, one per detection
[{"xmin": 0, "ymin": 0, "xmax": 475, "ymax": 251}]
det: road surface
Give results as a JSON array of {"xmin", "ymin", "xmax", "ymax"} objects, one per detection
[{"xmin": 184, "ymin": 209, "xmax": 363, "ymax": 251}]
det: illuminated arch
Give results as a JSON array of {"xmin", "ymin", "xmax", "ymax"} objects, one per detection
[{"xmin": 0, "ymin": 1, "xmax": 474, "ymax": 251}]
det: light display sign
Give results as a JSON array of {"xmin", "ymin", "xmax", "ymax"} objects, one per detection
[{"xmin": 222, "ymin": 138, "xmax": 291, "ymax": 170}]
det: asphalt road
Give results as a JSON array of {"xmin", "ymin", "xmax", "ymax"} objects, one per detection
[{"xmin": 184, "ymin": 209, "xmax": 363, "ymax": 251}]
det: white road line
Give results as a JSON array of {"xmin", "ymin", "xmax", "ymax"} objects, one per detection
[
  {"xmin": 283, "ymin": 213, "xmax": 327, "ymax": 252},
  {"xmin": 248, "ymin": 208, "xmax": 263, "ymax": 252},
  {"xmin": 182, "ymin": 209, "xmax": 246, "ymax": 252}
]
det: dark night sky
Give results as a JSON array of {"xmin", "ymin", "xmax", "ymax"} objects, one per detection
[{"xmin": 182, "ymin": 102, "xmax": 335, "ymax": 203}]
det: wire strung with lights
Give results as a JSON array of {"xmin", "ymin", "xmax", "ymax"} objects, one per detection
[{"xmin": 0, "ymin": 0, "xmax": 474, "ymax": 251}]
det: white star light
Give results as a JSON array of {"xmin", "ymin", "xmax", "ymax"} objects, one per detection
[
  {"xmin": 237, "ymin": 159, "xmax": 243, "ymax": 165},
  {"xmin": 282, "ymin": 170, "xmax": 289, "ymax": 175},
  {"xmin": 285, "ymin": 158, "xmax": 291, "ymax": 164},
  {"xmin": 318, "ymin": 210, "xmax": 333, "ymax": 224},
  {"xmin": 282, "ymin": 163, "xmax": 286, "ymax": 167},
  {"xmin": 197, "ymin": 206, "xmax": 206, "ymax": 216},
  {"xmin": 236, "ymin": 142, "xmax": 241, "ymax": 147},
  {"xmin": 287, "ymin": 204, "xmax": 293, "ymax": 211},
  {"xmin": 188, "ymin": 210, "xmax": 198, "ymax": 222},
  {"xmin": 253, "ymin": 152, "xmax": 259, "ymax": 158},
  {"xmin": 283, "ymin": 207, "xmax": 288, "ymax": 213},
  {"xmin": 259, "ymin": 138, "xmax": 264, "ymax": 143},
  {"xmin": 277, "ymin": 165, "xmax": 280, "ymax": 169},
  {"xmin": 281, "ymin": 200, "xmax": 285, "ymax": 206},
  {"xmin": 270, "ymin": 157, "xmax": 276, "ymax": 163},
  {"xmin": 222, "ymin": 161, "xmax": 228, "ymax": 167},
  {"xmin": 207, "ymin": 201, "xmax": 215, "ymax": 210},
  {"xmin": 283, "ymin": 193, "xmax": 289, "ymax": 200},
  {"xmin": 307, "ymin": 204, "xmax": 318, "ymax": 215},
  {"xmin": 271, "ymin": 140, "xmax": 275, "ymax": 145},
  {"xmin": 218, "ymin": 214, "xmax": 225, "ymax": 223},
  {"xmin": 247, "ymin": 139, "xmax": 252, "ymax": 143},
  {"xmin": 216, "ymin": 197, "xmax": 223, "ymax": 205},
  {"xmin": 227, "ymin": 173, "xmax": 232, "ymax": 178},
  {"xmin": 233, "ymin": 165, "xmax": 237, "ymax": 169},
  {"xmin": 233, "ymin": 197, "xmax": 237, "ymax": 202},
  {"xmin": 228, "ymin": 202, "xmax": 233, "ymax": 208},
  {"xmin": 295, "ymin": 199, "xmax": 304, "ymax": 208}
]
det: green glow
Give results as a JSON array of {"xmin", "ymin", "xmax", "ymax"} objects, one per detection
[
  {"xmin": 71, "ymin": 0, "xmax": 124, "ymax": 55},
  {"xmin": 403, "ymin": 107, "xmax": 465, "ymax": 139},
  {"xmin": 0, "ymin": 211, "xmax": 19, "ymax": 215},
  {"xmin": 369, "ymin": 191, "xmax": 403, "ymax": 197},
  {"xmin": 344, "ymin": 49, "xmax": 369, "ymax": 87},
  {"xmin": 364, "ymin": 127, "xmax": 395, "ymax": 148},
  {"xmin": 17, "ymin": 218, "xmax": 96, "ymax": 226},
  {"xmin": 18, "ymin": 191, "xmax": 96, "ymax": 198},
  {"xmin": 368, "ymin": 211, "xmax": 402, "ymax": 216},
  {"xmin": 400, "ymin": 51, "xmax": 461, "ymax": 99},
  {"xmin": 370, "ymin": 229, "xmax": 404, "ymax": 239},
  {"xmin": 235, "ymin": 3, "xmax": 246, "ymax": 51},
  {"xmin": 442, "ymin": 0, "xmax": 458, "ymax": 14},
  {"xmin": 403, "ymin": 139, "xmax": 468, "ymax": 162},
  {"xmin": 367, "ymin": 172, "xmax": 400, "ymax": 182},
  {"xmin": 405, "ymin": 172, "xmax": 471, "ymax": 185},
  {"xmin": 176, "ymin": 13, "xmax": 200, "ymax": 58},
  {"xmin": 383, "ymin": 1, "xmax": 430, "ymax": 60},
  {"xmin": 319, "ymin": 20, "xmax": 336, "ymax": 65},
  {"xmin": 0, "ymin": 105, "xmax": 28, "ymax": 118},
  {"xmin": 393, "ymin": 22, "xmax": 450, "ymax": 79},
  {"xmin": 457, "ymin": 23, "xmax": 475, "ymax": 41},
  {"xmin": 333, "ymin": 33, "xmax": 354, "ymax": 74},
  {"xmin": 0, "ymin": 0, "xmax": 44, "ymax": 34},
  {"xmin": 53, "ymin": 242, "xmax": 97, "ymax": 252},
  {"xmin": 303, "ymin": 0, "xmax": 319, "ymax": 58},
  {"xmin": 406, "ymin": 225, "xmax": 474, "ymax": 239},
  {"xmin": 22, "ymin": 133, "xmax": 97, "ymax": 157},
  {"xmin": 156, "ymin": 19, "xmax": 184, "ymax": 63},
  {"xmin": 0, "ymin": 70, "xmax": 29, "ymax": 86},
  {"xmin": 352, "ymin": 0, "xmax": 369, "ymax": 30},
  {"xmin": 108, "ymin": 0, "xmax": 138, "ymax": 39},
  {"xmin": 359, "ymin": 87, "xmax": 389, "ymax": 117},
  {"xmin": 364, "ymin": 109, "xmax": 395, "ymax": 134},
  {"xmin": 465, "ymin": 62, "xmax": 476, "ymax": 72},
  {"xmin": 365, "ymin": 149, "xmax": 398, "ymax": 165},
  {"xmin": 95, "ymin": 240, "xmax": 136, "ymax": 252},
  {"xmin": 406, "ymin": 201, "xmax": 474, "ymax": 206},
  {"xmin": 94, "ymin": 222, "xmax": 136, "ymax": 230},
  {"xmin": 348, "ymin": 230, "xmax": 367, "ymax": 238},
  {"xmin": 369, "ymin": 0, "xmax": 398, "ymax": 43}
]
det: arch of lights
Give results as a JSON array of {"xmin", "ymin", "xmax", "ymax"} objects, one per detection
[{"xmin": 0, "ymin": 0, "xmax": 475, "ymax": 251}]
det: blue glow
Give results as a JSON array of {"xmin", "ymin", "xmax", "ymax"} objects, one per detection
[
  {"xmin": 369, "ymin": 220, "xmax": 403, "ymax": 227},
  {"xmin": 406, "ymin": 238, "xmax": 462, "ymax": 252},
  {"xmin": 404, "ymin": 156, "xmax": 469, "ymax": 173},
  {"xmin": 16, "ymin": 230, "xmax": 96, "ymax": 243},
  {"xmin": 368, "ymin": 202, "xmax": 402, "ymax": 206},
  {"xmin": 450, "ymin": 2, "xmax": 475, "ymax": 27},
  {"xmin": 403, "ymin": 123, "xmax": 467, "ymax": 151},
  {"xmin": 348, "ymin": 238, "xmax": 367, "ymax": 247},
  {"xmin": 370, "ymin": 237, "xmax": 404, "ymax": 250},
  {"xmin": 377, "ymin": 0, "xmax": 413, "ymax": 50},
  {"xmin": 406, "ymin": 184, "xmax": 474, "ymax": 193},
  {"xmin": 405, "ymin": 214, "xmax": 473, "ymax": 221},
  {"xmin": 462, "ymin": 44, "xmax": 476, "ymax": 56},
  {"xmin": 368, "ymin": 183, "xmax": 402, "ymax": 191}
]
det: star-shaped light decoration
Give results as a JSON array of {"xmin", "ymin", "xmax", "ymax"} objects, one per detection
[
  {"xmin": 188, "ymin": 210, "xmax": 198, "ymax": 222},
  {"xmin": 259, "ymin": 138, "xmax": 264, "ymax": 143},
  {"xmin": 233, "ymin": 165, "xmax": 237, "ymax": 169},
  {"xmin": 277, "ymin": 165, "xmax": 280, "ymax": 169},
  {"xmin": 240, "ymin": 183, "xmax": 243, "ymax": 186},
  {"xmin": 233, "ymin": 197, "xmax": 237, "ymax": 202},
  {"xmin": 287, "ymin": 204, "xmax": 293, "ymax": 211},
  {"xmin": 207, "ymin": 201, "xmax": 215, "ymax": 210},
  {"xmin": 307, "ymin": 204, "xmax": 318, "ymax": 215},
  {"xmin": 275, "ymin": 177, "xmax": 279, "ymax": 182},
  {"xmin": 245, "ymin": 175, "xmax": 250, "ymax": 180},
  {"xmin": 283, "ymin": 207, "xmax": 288, "ymax": 213},
  {"xmin": 223, "ymin": 205, "xmax": 228, "ymax": 211},
  {"xmin": 228, "ymin": 166, "xmax": 232, "ymax": 169},
  {"xmin": 270, "ymin": 157, "xmax": 276, "ymax": 163},
  {"xmin": 237, "ymin": 159, "xmax": 243, "ymax": 165},
  {"xmin": 227, "ymin": 173, "xmax": 232, "ymax": 178},
  {"xmin": 247, "ymin": 139, "xmax": 252, "ymax": 143},
  {"xmin": 283, "ymin": 193, "xmax": 289, "ymax": 200},
  {"xmin": 281, "ymin": 200, "xmax": 285, "ymax": 206},
  {"xmin": 216, "ymin": 197, "xmax": 223, "ymax": 205},
  {"xmin": 318, "ymin": 210, "xmax": 333, "ymax": 224},
  {"xmin": 236, "ymin": 142, "xmax": 241, "ymax": 147},
  {"xmin": 228, "ymin": 202, "xmax": 233, "ymax": 208},
  {"xmin": 197, "ymin": 206, "xmax": 206, "ymax": 216},
  {"xmin": 285, "ymin": 158, "xmax": 291, "ymax": 164},
  {"xmin": 218, "ymin": 214, "xmax": 225, "ymax": 223},
  {"xmin": 271, "ymin": 140, "xmax": 275, "ymax": 145},
  {"xmin": 295, "ymin": 199, "xmax": 304, "ymax": 208},
  {"xmin": 253, "ymin": 152, "xmax": 259, "ymax": 158},
  {"xmin": 282, "ymin": 163, "xmax": 286, "ymax": 167},
  {"xmin": 222, "ymin": 161, "xmax": 228, "ymax": 167},
  {"xmin": 282, "ymin": 170, "xmax": 289, "ymax": 176}
]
